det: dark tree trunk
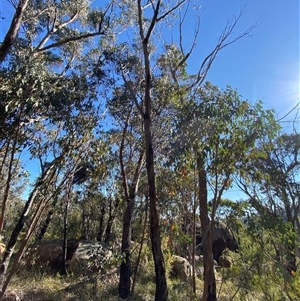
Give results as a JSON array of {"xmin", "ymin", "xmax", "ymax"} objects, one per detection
[
  {"xmin": 119, "ymin": 198, "xmax": 135, "ymax": 299},
  {"xmin": 119, "ymin": 152, "xmax": 144, "ymax": 299},
  {"xmin": 144, "ymin": 90, "xmax": 168, "ymax": 301},
  {"xmin": 137, "ymin": 1, "xmax": 168, "ymax": 298},
  {"xmin": 36, "ymin": 195, "xmax": 59, "ymax": 241},
  {"xmin": 97, "ymin": 206, "xmax": 106, "ymax": 242},
  {"xmin": 0, "ymin": 161, "xmax": 58, "ymax": 288},
  {"xmin": 131, "ymin": 195, "xmax": 149, "ymax": 295},
  {"xmin": 36, "ymin": 209, "xmax": 54, "ymax": 241},
  {"xmin": 197, "ymin": 153, "xmax": 216, "ymax": 301},
  {"xmin": 0, "ymin": 0, "xmax": 29, "ymax": 64},
  {"xmin": 61, "ymin": 194, "xmax": 69, "ymax": 275},
  {"xmin": 104, "ymin": 198, "xmax": 120, "ymax": 244}
]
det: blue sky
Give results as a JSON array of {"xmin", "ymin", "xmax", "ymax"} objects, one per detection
[{"xmin": 190, "ymin": 0, "xmax": 299, "ymax": 123}]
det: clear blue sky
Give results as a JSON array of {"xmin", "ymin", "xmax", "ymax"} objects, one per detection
[{"xmin": 188, "ymin": 0, "xmax": 299, "ymax": 123}]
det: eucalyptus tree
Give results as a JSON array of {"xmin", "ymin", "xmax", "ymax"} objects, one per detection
[
  {"xmin": 0, "ymin": 116, "xmax": 102, "ymax": 295},
  {"xmin": 0, "ymin": 0, "xmax": 116, "ymax": 296},
  {"xmin": 103, "ymin": 0, "xmax": 260, "ymax": 298},
  {"xmin": 0, "ymin": 0, "xmax": 114, "ymax": 245},
  {"xmin": 170, "ymin": 82, "xmax": 279, "ymax": 300},
  {"xmin": 0, "ymin": 0, "xmax": 112, "ymax": 64},
  {"xmin": 105, "ymin": 83, "xmax": 145, "ymax": 298},
  {"xmin": 236, "ymin": 133, "xmax": 300, "ymax": 276}
]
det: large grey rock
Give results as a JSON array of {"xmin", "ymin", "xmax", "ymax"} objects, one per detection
[
  {"xmin": 195, "ymin": 221, "xmax": 239, "ymax": 262},
  {"xmin": 26, "ymin": 241, "xmax": 63, "ymax": 269},
  {"xmin": 69, "ymin": 241, "xmax": 112, "ymax": 275},
  {"xmin": 170, "ymin": 255, "xmax": 192, "ymax": 280},
  {"xmin": 25, "ymin": 239, "xmax": 79, "ymax": 270}
]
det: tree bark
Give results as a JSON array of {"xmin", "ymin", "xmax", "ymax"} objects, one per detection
[
  {"xmin": 143, "ymin": 60, "xmax": 168, "ymax": 301},
  {"xmin": 61, "ymin": 188, "xmax": 70, "ymax": 275},
  {"xmin": 198, "ymin": 153, "xmax": 216, "ymax": 301},
  {"xmin": 0, "ymin": 157, "xmax": 60, "ymax": 290},
  {"xmin": 97, "ymin": 205, "xmax": 106, "ymax": 242},
  {"xmin": 104, "ymin": 197, "xmax": 120, "ymax": 244},
  {"xmin": 119, "ymin": 197, "xmax": 135, "ymax": 299},
  {"xmin": 131, "ymin": 194, "xmax": 149, "ymax": 295},
  {"xmin": 0, "ymin": 124, "xmax": 21, "ymax": 235},
  {"xmin": 0, "ymin": 0, "xmax": 29, "ymax": 64},
  {"xmin": 137, "ymin": 0, "xmax": 168, "ymax": 297},
  {"xmin": 119, "ymin": 152, "xmax": 144, "ymax": 299},
  {"xmin": 36, "ymin": 195, "xmax": 59, "ymax": 241}
]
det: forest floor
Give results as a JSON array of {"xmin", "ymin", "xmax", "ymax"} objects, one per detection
[
  {"xmin": 2, "ymin": 268, "xmax": 214, "ymax": 301},
  {"xmin": 3, "ymin": 269, "xmax": 165, "ymax": 301}
]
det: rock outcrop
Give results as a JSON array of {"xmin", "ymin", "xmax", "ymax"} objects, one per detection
[
  {"xmin": 170, "ymin": 255, "xmax": 192, "ymax": 280},
  {"xmin": 69, "ymin": 241, "xmax": 112, "ymax": 275},
  {"xmin": 25, "ymin": 239, "xmax": 79, "ymax": 270}
]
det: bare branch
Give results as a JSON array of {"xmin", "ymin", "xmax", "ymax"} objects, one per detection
[
  {"xmin": 143, "ymin": 0, "xmax": 161, "ymax": 44},
  {"xmin": 120, "ymin": 105, "xmax": 134, "ymax": 200},
  {"xmin": 189, "ymin": 11, "xmax": 259, "ymax": 90},
  {"xmin": 277, "ymin": 102, "xmax": 299, "ymax": 122},
  {"xmin": 179, "ymin": 2, "xmax": 190, "ymax": 54},
  {"xmin": 137, "ymin": 0, "xmax": 145, "ymax": 41},
  {"xmin": 34, "ymin": 31, "xmax": 104, "ymax": 54},
  {"xmin": 157, "ymin": 0, "xmax": 187, "ymax": 22},
  {"xmin": 36, "ymin": 10, "xmax": 79, "ymax": 51},
  {"xmin": 119, "ymin": 61, "xmax": 145, "ymax": 117}
]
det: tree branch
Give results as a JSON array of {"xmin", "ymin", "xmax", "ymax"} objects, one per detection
[
  {"xmin": 189, "ymin": 10, "xmax": 259, "ymax": 91},
  {"xmin": 34, "ymin": 31, "xmax": 104, "ymax": 54},
  {"xmin": 0, "ymin": 0, "xmax": 30, "ymax": 64},
  {"xmin": 143, "ymin": 0, "xmax": 161, "ymax": 44},
  {"xmin": 157, "ymin": 0, "xmax": 186, "ymax": 22}
]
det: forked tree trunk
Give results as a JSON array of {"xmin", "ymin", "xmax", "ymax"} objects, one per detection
[
  {"xmin": 198, "ymin": 153, "xmax": 216, "ymax": 301},
  {"xmin": 136, "ymin": 0, "xmax": 169, "ymax": 298}
]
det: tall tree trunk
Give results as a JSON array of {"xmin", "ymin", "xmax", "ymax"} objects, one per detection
[
  {"xmin": 104, "ymin": 198, "xmax": 120, "ymax": 244},
  {"xmin": 197, "ymin": 153, "xmax": 216, "ymax": 301},
  {"xmin": 0, "ymin": 0, "xmax": 30, "ymax": 64},
  {"xmin": 131, "ymin": 194, "xmax": 149, "ymax": 295},
  {"xmin": 97, "ymin": 206, "xmax": 106, "ymax": 242},
  {"xmin": 61, "ymin": 189, "xmax": 70, "ymax": 275},
  {"xmin": 119, "ymin": 197, "xmax": 135, "ymax": 299},
  {"xmin": 143, "ymin": 68, "xmax": 168, "ymax": 301},
  {"xmin": 191, "ymin": 167, "xmax": 197, "ymax": 298},
  {"xmin": 119, "ymin": 153, "xmax": 144, "ymax": 299},
  {"xmin": 137, "ymin": 1, "xmax": 168, "ymax": 299},
  {"xmin": 0, "ymin": 125, "xmax": 20, "ymax": 235},
  {"xmin": 0, "ymin": 160, "xmax": 58, "ymax": 288},
  {"xmin": 36, "ymin": 195, "xmax": 59, "ymax": 241}
]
